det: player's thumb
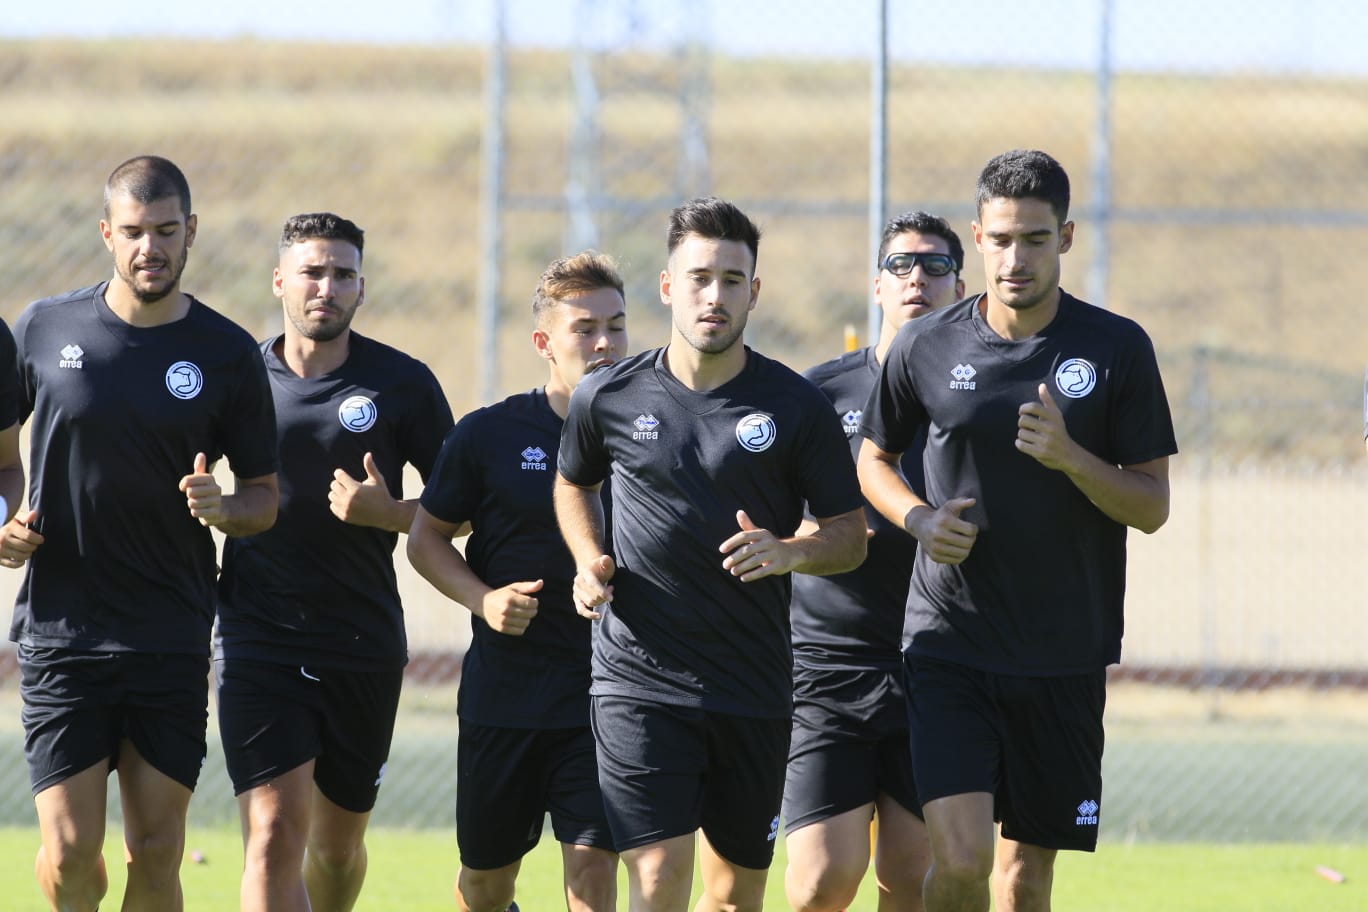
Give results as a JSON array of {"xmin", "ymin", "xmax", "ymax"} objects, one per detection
[
  {"xmin": 736, "ymin": 509, "xmax": 758, "ymax": 531},
  {"xmin": 363, "ymin": 451, "xmax": 385, "ymax": 483},
  {"xmin": 1038, "ymin": 382, "xmax": 1057, "ymax": 408},
  {"xmin": 18, "ymin": 509, "xmax": 37, "ymax": 527},
  {"xmin": 593, "ymin": 554, "xmax": 616, "ymax": 582},
  {"xmin": 515, "ymin": 578, "xmax": 545, "ymax": 594},
  {"xmin": 944, "ymin": 497, "xmax": 977, "ymax": 516},
  {"xmin": 193, "ymin": 451, "xmax": 208, "ymax": 475}
]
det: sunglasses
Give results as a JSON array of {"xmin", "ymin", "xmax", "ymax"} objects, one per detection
[{"xmin": 880, "ymin": 251, "xmax": 957, "ymax": 278}]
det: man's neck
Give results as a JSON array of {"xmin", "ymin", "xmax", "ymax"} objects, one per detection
[
  {"xmin": 981, "ymin": 288, "xmax": 1061, "ymax": 341},
  {"xmin": 103, "ymin": 281, "xmax": 189, "ymax": 328},
  {"xmin": 278, "ymin": 329, "xmax": 351, "ymax": 379},
  {"xmin": 545, "ymin": 377, "xmax": 571, "ymax": 419},
  {"xmin": 663, "ymin": 339, "xmax": 746, "ymax": 392},
  {"xmin": 873, "ymin": 320, "xmax": 899, "ymax": 364}
]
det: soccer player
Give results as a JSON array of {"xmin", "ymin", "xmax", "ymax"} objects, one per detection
[
  {"xmin": 3, "ymin": 155, "xmax": 280, "ymax": 912},
  {"xmin": 784, "ymin": 211, "xmax": 965, "ymax": 912},
  {"xmin": 215, "ymin": 212, "xmax": 453, "ymax": 912},
  {"xmin": 555, "ymin": 197, "xmax": 868, "ymax": 912},
  {"xmin": 858, "ymin": 149, "xmax": 1177, "ymax": 912},
  {"xmin": 407, "ymin": 251, "xmax": 627, "ymax": 912}
]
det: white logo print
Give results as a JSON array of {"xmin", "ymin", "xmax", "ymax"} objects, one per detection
[
  {"xmin": 374, "ymin": 761, "xmax": 387, "ymax": 788},
  {"xmin": 841, "ymin": 409, "xmax": 862, "ymax": 436},
  {"xmin": 1075, "ymin": 798, "xmax": 1099, "ymax": 826},
  {"xmin": 165, "ymin": 361, "xmax": 203, "ymax": 399},
  {"xmin": 338, "ymin": 395, "xmax": 378, "ymax": 432},
  {"xmin": 1055, "ymin": 358, "xmax": 1098, "ymax": 399},
  {"xmin": 632, "ymin": 414, "xmax": 660, "ymax": 441},
  {"xmin": 59, "ymin": 344, "xmax": 84, "ymax": 369},
  {"xmin": 736, "ymin": 413, "xmax": 777, "ymax": 453},
  {"xmin": 767, "ymin": 815, "xmax": 780, "ymax": 842},
  {"xmin": 949, "ymin": 363, "xmax": 977, "ymax": 390},
  {"xmin": 521, "ymin": 446, "xmax": 548, "ymax": 471}
]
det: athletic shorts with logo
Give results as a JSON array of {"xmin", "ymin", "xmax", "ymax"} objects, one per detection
[
  {"xmin": 19, "ymin": 645, "xmax": 209, "ymax": 794},
  {"xmin": 591, "ymin": 693, "xmax": 790, "ymax": 869},
  {"xmin": 215, "ymin": 658, "xmax": 402, "ymax": 814},
  {"xmin": 456, "ymin": 721, "xmax": 613, "ymax": 870},
  {"xmin": 783, "ymin": 664, "xmax": 920, "ymax": 833},
  {"xmin": 905, "ymin": 655, "xmax": 1105, "ymax": 851}
]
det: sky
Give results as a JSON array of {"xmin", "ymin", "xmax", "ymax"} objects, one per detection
[{"xmin": 3, "ymin": 0, "xmax": 1363, "ymax": 77}]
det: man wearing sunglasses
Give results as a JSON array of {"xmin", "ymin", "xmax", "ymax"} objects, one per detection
[
  {"xmin": 859, "ymin": 150, "xmax": 1176, "ymax": 912},
  {"xmin": 783, "ymin": 212, "xmax": 964, "ymax": 912}
]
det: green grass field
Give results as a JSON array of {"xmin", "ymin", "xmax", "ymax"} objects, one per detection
[{"xmin": 0, "ymin": 826, "xmax": 1360, "ymax": 911}]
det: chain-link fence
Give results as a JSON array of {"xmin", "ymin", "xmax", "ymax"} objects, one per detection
[{"xmin": 0, "ymin": 0, "xmax": 1365, "ymax": 840}]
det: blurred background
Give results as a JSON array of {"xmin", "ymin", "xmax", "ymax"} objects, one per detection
[{"xmin": 0, "ymin": 0, "xmax": 1364, "ymax": 843}]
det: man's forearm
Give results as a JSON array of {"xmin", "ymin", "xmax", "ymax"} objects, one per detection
[
  {"xmin": 218, "ymin": 476, "xmax": 279, "ymax": 537},
  {"xmin": 553, "ymin": 474, "xmax": 606, "ymax": 565}
]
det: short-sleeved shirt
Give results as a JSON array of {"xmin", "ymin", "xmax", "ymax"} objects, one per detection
[
  {"xmin": 10, "ymin": 283, "xmax": 278, "ymax": 655},
  {"xmin": 421, "ymin": 389, "xmax": 592, "ymax": 729},
  {"xmin": 559, "ymin": 346, "xmax": 864, "ymax": 719},
  {"xmin": 0, "ymin": 320, "xmax": 21, "ymax": 431},
  {"xmin": 216, "ymin": 332, "xmax": 453, "ymax": 671},
  {"xmin": 791, "ymin": 346, "xmax": 922, "ymax": 672},
  {"xmin": 862, "ymin": 292, "xmax": 1178, "ymax": 675}
]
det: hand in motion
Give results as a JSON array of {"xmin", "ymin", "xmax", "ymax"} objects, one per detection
[
  {"xmin": 1016, "ymin": 383, "xmax": 1079, "ymax": 471},
  {"xmin": 179, "ymin": 452, "xmax": 224, "ymax": 527},
  {"xmin": 330, "ymin": 452, "xmax": 394, "ymax": 526},
  {"xmin": 720, "ymin": 510, "xmax": 799, "ymax": 582},
  {"xmin": 573, "ymin": 555, "xmax": 615, "ymax": 619},
  {"xmin": 908, "ymin": 497, "xmax": 978, "ymax": 565},
  {"xmin": 0, "ymin": 510, "xmax": 43, "ymax": 569},
  {"xmin": 481, "ymin": 579, "xmax": 543, "ymax": 635}
]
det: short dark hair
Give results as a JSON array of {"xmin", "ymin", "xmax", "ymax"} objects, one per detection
[
  {"xmin": 877, "ymin": 210, "xmax": 965, "ymax": 274},
  {"xmin": 104, "ymin": 155, "xmax": 192, "ymax": 219},
  {"xmin": 975, "ymin": 149, "xmax": 1071, "ymax": 224},
  {"xmin": 532, "ymin": 250, "xmax": 625, "ymax": 326},
  {"xmin": 667, "ymin": 197, "xmax": 762, "ymax": 273},
  {"xmin": 279, "ymin": 212, "xmax": 365, "ymax": 259}
]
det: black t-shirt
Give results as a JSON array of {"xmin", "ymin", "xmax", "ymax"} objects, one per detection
[
  {"xmin": 862, "ymin": 292, "xmax": 1178, "ymax": 675},
  {"xmin": 217, "ymin": 333, "xmax": 453, "ymax": 670},
  {"xmin": 422, "ymin": 389, "xmax": 593, "ymax": 728},
  {"xmin": 559, "ymin": 347, "xmax": 864, "ymax": 719},
  {"xmin": 0, "ymin": 320, "xmax": 20, "ymax": 430},
  {"xmin": 11, "ymin": 283, "xmax": 278, "ymax": 655},
  {"xmin": 790, "ymin": 346, "xmax": 921, "ymax": 671}
]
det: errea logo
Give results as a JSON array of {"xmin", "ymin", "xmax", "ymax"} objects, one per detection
[
  {"xmin": 633, "ymin": 414, "xmax": 660, "ymax": 440},
  {"xmin": 521, "ymin": 446, "xmax": 548, "ymax": 471},
  {"xmin": 841, "ymin": 409, "xmax": 861, "ymax": 436},
  {"xmin": 59, "ymin": 344, "xmax": 84, "ymax": 369},
  {"xmin": 1076, "ymin": 799, "xmax": 1099, "ymax": 826},
  {"xmin": 949, "ymin": 363, "xmax": 977, "ymax": 390}
]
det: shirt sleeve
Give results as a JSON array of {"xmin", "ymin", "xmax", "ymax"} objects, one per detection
[
  {"xmin": 795, "ymin": 384, "xmax": 864, "ymax": 520},
  {"xmin": 861, "ymin": 327, "xmax": 928, "ymax": 455},
  {"xmin": 420, "ymin": 413, "xmax": 482, "ymax": 525},
  {"xmin": 401, "ymin": 364, "xmax": 456, "ymax": 484},
  {"xmin": 220, "ymin": 342, "xmax": 279, "ymax": 479},
  {"xmin": 0, "ymin": 319, "xmax": 21, "ymax": 430},
  {"xmin": 1106, "ymin": 326, "xmax": 1178, "ymax": 466},
  {"xmin": 557, "ymin": 378, "xmax": 611, "ymax": 487}
]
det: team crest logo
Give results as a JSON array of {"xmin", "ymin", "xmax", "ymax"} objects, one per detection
[
  {"xmin": 165, "ymin": 361, "xmax": 203, "ymax": 399},
  {"xmin": 338, "ymin": 395, "xmax": 378, "ymax": 432},
  {"xmin": 841, "ymin": 409, "xmax": 862, "ymax": 436},
  {"xmin": 1055, "ymin": 359, "xmax": 1098, "ymax": 399},
  {"xmin": 736, "ymin": 413, "xmax": 777, "ymax": 453}
]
